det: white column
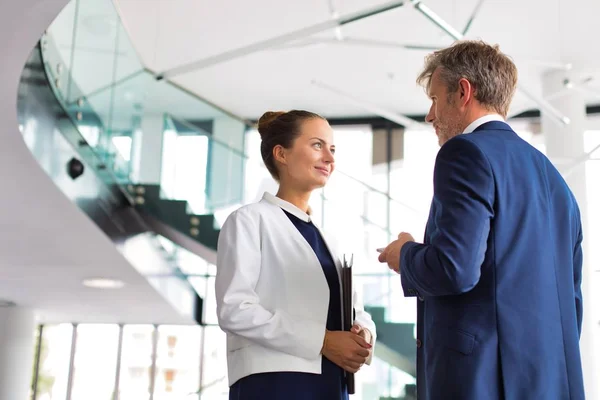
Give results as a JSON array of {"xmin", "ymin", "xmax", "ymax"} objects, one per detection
[
  {"xmin": 130, "ymin": 114, "xmax": 164, "ymax": 184},
  {"xmin": 0, "ymin": 306, "xmax": 36, "ymax": 400},
  {"xmin": 542, "ymin": 69, "xmax": 598, "ymax": 400}
]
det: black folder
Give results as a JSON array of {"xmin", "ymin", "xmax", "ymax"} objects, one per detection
[{"xmin": 342, "ymin": 254, "xmax": 355, "ymax": 394}]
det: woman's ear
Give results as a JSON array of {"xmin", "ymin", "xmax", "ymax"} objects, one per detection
[{"xmin": 273, "ymin": 145, "xmax": 287, "ymax": 166}]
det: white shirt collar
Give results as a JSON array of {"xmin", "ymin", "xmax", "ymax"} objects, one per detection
[
  {"xmin": 262, "ymin": 192, "xmax": 311, "ymax": 222},
  {"xmin": 462, "ymin": 114, "xmax": 505, "ymax": 134}
]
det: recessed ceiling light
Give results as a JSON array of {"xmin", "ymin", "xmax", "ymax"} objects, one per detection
[{"xmin": 82, "ymin": 278, "xmax": 125, "ymax": 289}]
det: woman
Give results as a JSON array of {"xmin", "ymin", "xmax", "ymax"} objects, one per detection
[{"xmin": 215, "ymin": 110, "xmax": 376, "ymax": 400}]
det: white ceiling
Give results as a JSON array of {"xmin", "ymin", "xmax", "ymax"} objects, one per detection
[
  {"xmin": 1, "ymin": 0, "xmax": 197, "ymax": 325},
  {"xmin": 113, "ymin": 0, "xmax": 600, "ymax": 120}
]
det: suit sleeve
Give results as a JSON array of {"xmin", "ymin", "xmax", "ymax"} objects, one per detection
[
  {"xmin": 573, "ymin": 215, "xmax": 583, "ymax": 338},
  {"xmin": 400, "ymin": 137, "xmax": 495, "ymax": 297},
  {"xmin": 352, "ymin": 284, "xmax": 377, "ymax": 365},
  {"xmin": 215, "ymin": 209, "xmax": 325, "ymax": 360}
]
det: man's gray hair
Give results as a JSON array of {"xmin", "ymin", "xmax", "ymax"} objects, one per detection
[{"xmin": 417, "ymin": 40, "xmax": 518, "ymax": 117}]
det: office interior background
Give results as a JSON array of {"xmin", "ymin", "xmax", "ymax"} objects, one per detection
[{"xmin": 1, "ymin": 0, "xmax": 599, "ymax": 398}]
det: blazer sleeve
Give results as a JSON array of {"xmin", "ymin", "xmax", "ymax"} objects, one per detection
[
  {"xmin": 353, "ymin": 285, "xmax": 377, "ymax": 365},
  {"xmin": 215, "ymin": 208, "xmax": 325, "ymax": 360},
  {"xmin": 400, "ymin": 137, "xmax": 495, "ymax": 297}
]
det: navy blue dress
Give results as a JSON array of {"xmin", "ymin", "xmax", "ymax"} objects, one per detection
[{"xmin": 228, "ymin": 210, "xmax": 348, "ymax": 400}]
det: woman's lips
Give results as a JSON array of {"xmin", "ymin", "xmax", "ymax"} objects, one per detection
[{"xmin": 315, "ymin": 167, "xmax": 330, "ymax": 176}]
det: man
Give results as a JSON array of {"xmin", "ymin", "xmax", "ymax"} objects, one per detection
[{"xmin": 378, "ymin": 40, "xmax": 585, "ymax": 399}]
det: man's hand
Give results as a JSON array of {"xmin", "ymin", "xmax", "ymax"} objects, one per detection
[{"xmin": 378, "ymin": 232, "xmax": 415, "ymax": 273}]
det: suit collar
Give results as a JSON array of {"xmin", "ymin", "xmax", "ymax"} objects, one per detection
[
  {"xmin": 472, "ymin": 120, "xmax": 514, "ymax": 133},
  {"xmin": 463, "ymin": 114, "xmax": 505, "ymax": 134}
]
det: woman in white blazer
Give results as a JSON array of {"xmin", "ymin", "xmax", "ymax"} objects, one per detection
[{"xmin": 215, "ymin": 110, "xmax": 376, "ymax": 400}]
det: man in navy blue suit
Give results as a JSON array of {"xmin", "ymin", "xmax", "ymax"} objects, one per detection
[{"xmin": 378, "ymin": 40, "xmax": 585, "ymax": 399}]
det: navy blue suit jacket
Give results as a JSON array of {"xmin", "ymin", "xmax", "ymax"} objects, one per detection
[{"xmin": 400, "ymin": 121, "xmax": 585, "ymax": 400}]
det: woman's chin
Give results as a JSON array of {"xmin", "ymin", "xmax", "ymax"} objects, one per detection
[{"xmin": 315, "ymin": 177, "xmax": 330, "ymax": 188}]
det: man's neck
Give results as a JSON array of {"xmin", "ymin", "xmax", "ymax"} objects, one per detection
[
  {"xmin": 466, "ymin": 108, "xmax": 502, "ymax": 125},
  {"xmin": 461, "ymin": 109, "xmax": 502, "ymax": 132}
]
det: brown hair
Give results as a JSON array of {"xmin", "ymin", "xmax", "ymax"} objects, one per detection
[
  {"xmin": 257, "ymin": 110, "xmax": 325, "ymax": 180},
  {"xmin": 416, "ymin": 40, "xmax": 518, "ymax": 117}
]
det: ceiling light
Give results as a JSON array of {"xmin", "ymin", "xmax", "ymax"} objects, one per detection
[{"xmin": 82, "ymin": 278, "xmax": 125, "ymax": 289}]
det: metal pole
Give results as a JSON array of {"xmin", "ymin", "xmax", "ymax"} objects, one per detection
[
  {"xmin": 149, "ymin": 325, "xmax": 159, "ymax": 400},
  {"xmin": 30, "ymin": 324, "xmax": 44, "ymax": 400},
  {"xmin": 198, "ymin": 326, "xmax": 206, "ymax": 400},
  {"xmin": 65, "ymin": 324, "xmax": 78, "ymax": 400},
  {"xmin": 112, "ymin": 324, "xmax": 124, "ymax": 400}
]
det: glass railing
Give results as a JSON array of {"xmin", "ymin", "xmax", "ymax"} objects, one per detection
[
  {"xmin": 163, "ymin": 115, "xmax": 247, "ymax": 215},
  {"xmin": 41, "ymin": 0, "xmax": 248, "ymax": 214},
  {"xmin": 309, "ymin": 170, "xmax": 428, "ymax": 325}
]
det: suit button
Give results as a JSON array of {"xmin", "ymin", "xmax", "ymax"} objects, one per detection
[{"xmin": 416, "ymin": 339, "xmax": 422, "ymax": 348}]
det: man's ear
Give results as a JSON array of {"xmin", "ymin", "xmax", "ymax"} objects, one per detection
[
  {"xmin": 458, "ymin": 78, "xmax": 473, "ymax": 106},
  {"xmin": 273, "ymin": 145, "xmax": 286, "ymax": 166}
]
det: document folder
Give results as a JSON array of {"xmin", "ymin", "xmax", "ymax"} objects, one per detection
[{"xmin": 342, "ymin": 254, "xmax": 355, "ymax": 394}]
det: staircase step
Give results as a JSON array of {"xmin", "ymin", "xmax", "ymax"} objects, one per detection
[
  {"xmin": 128, "ymin": 184, "xmax": 161, "ymax": 200},
  {"xmin": 365, "ymin": 305, "xmax": 386, "ymax": 323},
  {"xmin": 376, "ymin": 321, "xmax": 416, "ymax": 363}
]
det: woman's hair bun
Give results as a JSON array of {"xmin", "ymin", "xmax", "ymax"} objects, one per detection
[{"xmin": 257, "ymin": 111, "xmax": 286, "ymax": 139}]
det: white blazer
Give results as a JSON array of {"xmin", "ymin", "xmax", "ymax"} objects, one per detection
[{"xmin": 215, "ymin": 192, "xmax": 377, "ymax": 386}]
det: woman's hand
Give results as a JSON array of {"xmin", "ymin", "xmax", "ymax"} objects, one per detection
[
  {"xmin": 351, "ymin": 324, "xmax": 372, "ymax": 343},
  {"xmin": 321, "ymin": 329, "xmax": 372, "ymax": 373}
]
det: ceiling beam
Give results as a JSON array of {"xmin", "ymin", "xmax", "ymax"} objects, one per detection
[
  {"xmin": 311, "ymin": 80, "xmax": 430, "ymax": 129},
  {"xmin": 274, "ymin": 36, "xmax": 441, "ymax": 51},
  {"xmin": 156, "ymin": 0, "xmax": 405, "ymax": 80},
  {"xmin": 409, "ymin": 0, "xmax": 570, "ymax": 126},
  {"xmin": 462, "ymin": 0, "xmax": 485, "ymax": 35},
  {"xmin": 562, "ymin": 142, "xmax": 600, "ymax": 178}
]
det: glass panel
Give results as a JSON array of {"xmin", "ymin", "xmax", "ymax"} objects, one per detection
[
  {"xmin": 176, "ymin": 247, "xmax": 210, "ymax": 276},
  {"xmin": 43, "ymin": 0, "xmax": 77, "ymax": 102},
  {"xmin": 389, "ymin": 129, "xmax": 437, "ymax": 213},
  {"xmin": 160, "ymin": 114, "xmax": 246, "ymax": 215},
  {"xmin": 243, "ymin": 129, "xmax": 277, "ymax": 204},
  {"xmin": 70, "ymin": 324, "xmax": 120, "ymax": 400},
  {"xmin": 114, "ymin": 22, "xmax": 145, "ymax": 82},
  {"xmin": 154, "ymin": 326, "xmax": 201, "ymax": 399},
  {"xmin": 118, "ymin": 325, "xmax": 154, "ymax": 400},
  {"xmin": 33, "ymin": 324, "xmax": 73, "ymax": 400},
  {"xmin": 584, "ymin": 130, "xmax": 600, "ymax": 374},
  {"xmin": 189, "ymin": 276, "xmax": 209, "ymax": 305},
  {"xmin": 42, "ymin": 0, "xmax": 249, "ymax": 213},
  {"xmin": 366, "ymin": 357, "xmax": 416, "ymax": 399},
  {"xmin": 199, "ymin": 326, "xmax": 228, "ymax": 399},
  {"xmin": 189, "ymin": 276, "xmax": 217, "ymax": 325},
  {"xmin": 364, "ymin": 189, "xmax": 389, "ymax": 231},
  {"xmin": 161, "ymin": 115, "xmax": 210, "ymax": 213},
  {"xmin": 206, "ymin": 138, "xmax": 245, "ymax": 211},
  {"xmin": 68, "ymin": 0, "xmax": 119, "ymax": 99}
]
